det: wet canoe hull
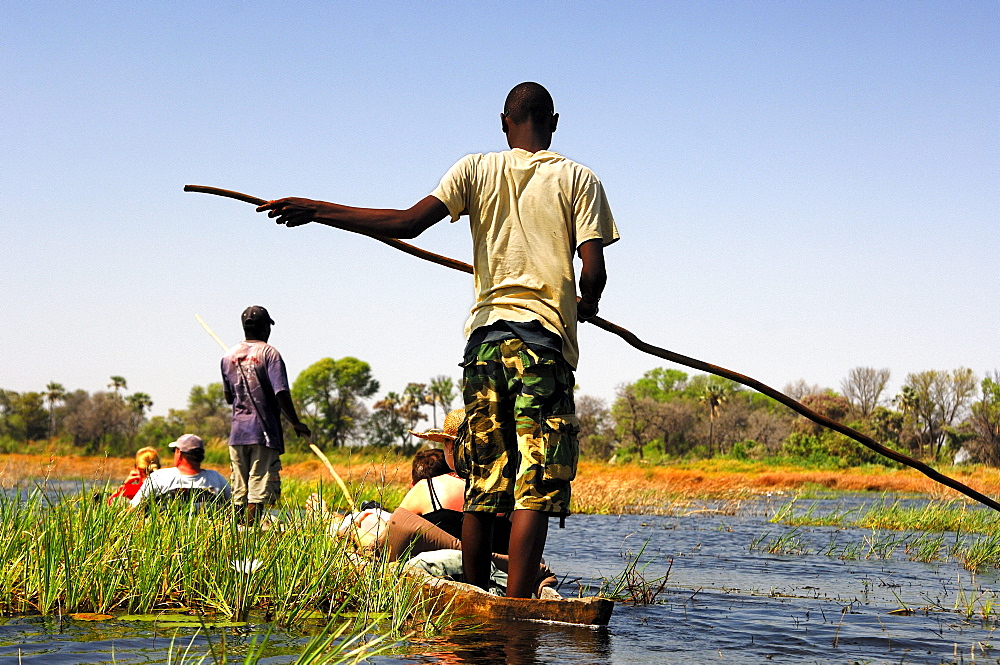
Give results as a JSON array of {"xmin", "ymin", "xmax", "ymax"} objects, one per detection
[{"xmin": 419, "ymin": 574, "xmax": 614, "ymax": 627}]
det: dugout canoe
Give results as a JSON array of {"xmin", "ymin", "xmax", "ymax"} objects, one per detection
[{"xmin": 412, "ymin": 568, "xmax": 614, "ymax": 627}]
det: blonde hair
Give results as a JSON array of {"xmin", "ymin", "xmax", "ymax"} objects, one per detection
[{"xmin": 135, "ymin": 446, "xmax": 161, "ymax": 476}]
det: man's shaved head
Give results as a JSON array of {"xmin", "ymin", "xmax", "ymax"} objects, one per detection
[{"xmin": 503, "ymin": 82, "xmax": 555, "ymax": 126}]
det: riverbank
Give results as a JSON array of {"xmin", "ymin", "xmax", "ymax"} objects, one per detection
[{"xmin": 5, "ymin": 452, "xmax": 999, "ymax": 513}]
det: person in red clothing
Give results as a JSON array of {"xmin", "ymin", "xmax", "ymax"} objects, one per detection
[{"xmin": 108, "ymin": 446, "xmax": 160, "ymax": 504}]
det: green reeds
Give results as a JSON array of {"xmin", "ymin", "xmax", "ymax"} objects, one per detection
[
  {"xmin": 749, "ymin": 527, "xmax": 809, "ymax": 555},
  {"xmin": 590, "ymin": 539, "xmax": 671, "ymax": 604},
  {"xmin": 772, "ymin": 496, "xmax": 1000, "ymax": 535},
  {"xmin": 763, "ymin": 496, "xmax": 1000, "ymax": 571},
  {"xmin": 960, "ymin": 533, "xmax": 1000, "ymax": 572},
  {"xmin": 281, "ymin": 479, "xmax": 407, "ymax": 516},
  {"xmin": 0, "ymin": 485, "xmax": 450, "ymax": 639}
]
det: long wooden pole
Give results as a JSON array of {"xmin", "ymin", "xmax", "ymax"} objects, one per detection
[{"xmin": 185, "ymin": 184, "xmax": 1000, "ymax": 513}]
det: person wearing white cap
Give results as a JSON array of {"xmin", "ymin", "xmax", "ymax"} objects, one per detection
[{"xmin": 128, "ymin": 434, "xmax": 231, "ymax": 508}]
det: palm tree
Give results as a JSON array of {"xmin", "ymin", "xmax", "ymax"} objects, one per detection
[
  {"xmin": 427, "ymin": 375, "xmax": 456, "ymax": 427},
  {"xmin": 699, "ymin": 384, "xmax": 728, "ymax": 455},
  {"xmin": 372, "ymin": 392, "xmax": 407, "ymax": 446},
  {"xmin": 44, "ymin": 382, "xmax": 65, "ymax": 437},
  {"xmin": 125, "ymin": 392, "xmax": 153, "ymax": 446},
  {"xmin": 896, "ymin": 386, "xmax": 919, "ymax": 414},
  {"xmin": 402, "ymin": 383, "xmax": 428, "ymax": 435},
  {"xmin": 127, "ymin": 392, "xmax": 153, "ymax": 415},
  {"xmin": 108, "ymin": 376, "xmax": 127, "ymax": 395}
]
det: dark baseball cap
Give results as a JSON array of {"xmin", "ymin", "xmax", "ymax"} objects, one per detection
[{"xmin": 241, "ymin": 305, "xmax": 275, "ymax": 326}]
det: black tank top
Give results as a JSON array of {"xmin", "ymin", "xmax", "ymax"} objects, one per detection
[
  {"xmin": 422, "ymin": 477, "xmax": 464, "ymax": 541},
  {"xmin": 422, "ymin": 476, "xmax": 512, "ymax": 554}
]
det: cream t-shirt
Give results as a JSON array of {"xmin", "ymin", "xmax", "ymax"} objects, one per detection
[{"xmin": 431, "ymin": 149, "xmax": 619, "ymax": 368}]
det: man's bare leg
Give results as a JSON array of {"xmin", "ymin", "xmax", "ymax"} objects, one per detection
[
  {"xmin": 461, "ymin": 511, "xmax": 495, "ymax": 591},
  {"xmin": 505, "ymin": 509, "xmax": 549, "ymax": 598}
]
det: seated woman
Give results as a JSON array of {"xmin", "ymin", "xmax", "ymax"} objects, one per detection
[
  {"xmin": 108, "ymin": 446, "xmax": 160, "ymax": 504},
  {"xmin": 322, "ymin": 409, "xmax": 510, "ymax": 556},
  {"xmin": 398, "ymin": 418, "xmax": 467, "ymax": 540},
  {"xmin": 313, "ymin": 411, "xmax": 557, "ymax": 597},
  {"xmin": 403, "ymin": 410, "xmax": 511, "ymax": 552}
]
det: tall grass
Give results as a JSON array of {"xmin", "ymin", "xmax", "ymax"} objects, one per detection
[
  {"xmin": 767, "ymin": 497, "xmax": 1000, "ymax": 572},
  {"xmin": 771, "ymin": 497, "xmax": 1000, "ymax": 535},
  {"xmin": 280, "ymin": 479, "xmax": 407, "ymax": 515},
  {"xmin": 0, "ymin": 485, "xmax": 450, "ymax": 639}
]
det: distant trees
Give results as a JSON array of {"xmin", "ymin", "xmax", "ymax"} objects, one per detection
[
  {"xmin": 654, "ymin": 400, "xmax": 698, "ymax": 456},
  {"xmin": 841, "ymin": 367, "xmax": 891, "ymax": 419},
  {"xmin": 610, "ymin": 369, "xmax": 767, "ymax": 460},
  {"xmin": 366, "ymin": 392, "xmax": 409, "ymax": 447},
  {"xmin": 44, "ymin": 382, "xmax": 65, "ymax": 436},
  {"xmin": 64, "ymin": 391, "xmax": 134, "ymax": 453},
  {"xmin": 698, "ymin": 383, "xmax": 729, "ymax": 454},
  {"xmin": 292, "ymin": 357, "xmax": 379, "ymax": 448},
  {"xmin": 0, "ymin": 362, "xmax": 462, "ymax": 454},
  {"xmin": 901, "ymin": 368, "xmax": 978, "ymax": 458},
  {"xmin": 0, "ymin": 390, "xmax": 48, "ymax": 442},
  {"xmin": 361, "ymin": 375, "xmax": 459, "ymax": 449},
  {"xmin": 186, "ymin": 383, "xmax": 230, "ymax": 440},
  {"xmin": 965, "ymin": 373, "xmax": 1000, "ymax": 465},
  {"xmin": 402, "ymin": 383, "xmax": 429, "ymax": 433},
  {"xmin": 612, "ymin": 384, "xmax": 654, "ymax": 460},
  {"xmin": 136, "ymin": 382, "xmax": 230, "ymax": 448},
  {"xmin": 427, "ymin": 375, "xmax": 456, "ymax": 427},
  {"xmin": 603, "ymin": 365, "xmax": 990, "ymax": 466},
  {"xmin": 56, "ymin": 376, "xmax": 153, "ymax": 453},
  {"xmin": 4, "ymin": 361, "xmax": 999, "ymax": 467},
  {"xmin": 0, "ymin": 377, "xmax": 166, "ymax": 455},
  {"xmin": 577, "ymin": 395, "xmax": 615, "ymax": 459}
]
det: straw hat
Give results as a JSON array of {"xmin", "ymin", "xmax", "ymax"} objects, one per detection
[{"xmin": 410, "ymin": 408, "xmax": 464, "ymax": 444}]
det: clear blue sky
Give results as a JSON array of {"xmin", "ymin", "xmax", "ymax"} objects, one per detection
[{"xmin": 3, "ymin": 1, "xmax": 997, "ymax": 417}]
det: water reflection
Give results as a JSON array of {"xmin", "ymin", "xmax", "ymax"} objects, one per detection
[
  {"xmin": 0, "ymin": 615, "xmax": 307, "ymax": 664},
  {"xmin": 411, "ymin": 622, "xmax": 612, "ymax": 665},
  {"xmin": 5, "ymin": 494, "xmax": 1000, "ymax": 664}
]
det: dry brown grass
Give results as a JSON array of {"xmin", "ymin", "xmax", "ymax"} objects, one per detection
[
  {"xmin": 0, "ymin": 452, "xmax": 410, "ymax": 492},
  {"xmin": 569, "ymin": 461, "xmax": 1000, "ymax": 514},
  {"xmin": 5, "ymin": 452, "xmax": 1000, "ymax": 515}
]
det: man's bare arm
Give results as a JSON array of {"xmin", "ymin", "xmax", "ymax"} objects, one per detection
[
  {"xmin": 577, "ymin": 239, "xmax": 607, "ymax": 321},
  {"xmin": 276, "ymin": 390, "xmax": 311, "ymax": 438},
  {"xmin": 257, "ymin": 195, "xmax": 450, "ymax": 240}
]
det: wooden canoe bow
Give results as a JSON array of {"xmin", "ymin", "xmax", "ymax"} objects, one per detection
[{"xmin": 184, "ymin": 184, "xmax": 1000, "ymax": 513}]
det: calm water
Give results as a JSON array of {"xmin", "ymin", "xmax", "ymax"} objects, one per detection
[{"xmin": 4, "ymin": 495, "xmax": 1000, "ymax": 664}]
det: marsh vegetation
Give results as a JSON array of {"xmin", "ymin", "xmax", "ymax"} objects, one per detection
[
  {"xmin": 761, "ymin": 497, "xmax": 1000, "ymax": 573},
  {"xmin": 0, "ymin": 485, "xmax": 448, "ymax": 636}
]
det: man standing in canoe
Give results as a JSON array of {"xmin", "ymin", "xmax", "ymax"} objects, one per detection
[
  {"xmin": 221, "ymin": 305, "xmax": 311, "ymax": 525},
  {"xmin": 258, "ymin": 82, "xmax": 619, "ymax": 597}
]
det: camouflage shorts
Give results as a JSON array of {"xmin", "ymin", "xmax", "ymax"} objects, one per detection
[{"xmin": 455, "ymin": 338, "xmax": 579, "ymax": 515}]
